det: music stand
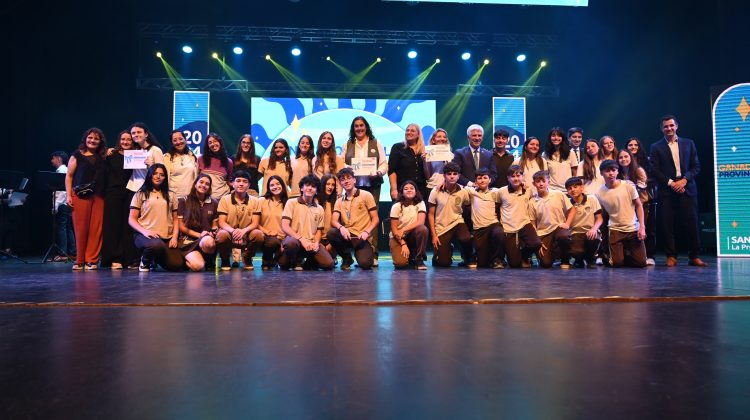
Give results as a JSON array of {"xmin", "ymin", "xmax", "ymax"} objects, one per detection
[
  {"xmin": 0, "ymin": 170, "xmax": 29, "ymax": 263},
  {"xmin": 36, "ymin": 171, "xmax": 72, "ymax": 263}
]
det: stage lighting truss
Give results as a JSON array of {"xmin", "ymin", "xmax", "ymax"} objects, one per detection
[
  {"xmin": 139, "ymin": 24, "xmax": 557, "ymax": 49},
  {"xmin": 136, "ymin": 78, "xmax": 559, "ymax": 97}
]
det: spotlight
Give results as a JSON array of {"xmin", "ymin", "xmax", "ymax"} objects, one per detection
[
  {"xmin": 516, "ymin": 54, "xmax": 527, "ymax": 62},
  {"xmin": 291, "ymin": 47, "xmax": 301, "ymax": 56},
  {"xmin": 540, "ymin": 60, "xmax": 547, "ymax": 67},
  {"xmin": 483, "ymin": 59, "xmax": 490, "ymax": 65},
  {"xmin": 326, "ymin": 56, "xmax": 331, "ymax": 61},
  {"xmin": 376, "ymin": 57, "xmax": 381, "ymax": 62},
  {"xmin": 182, "ymin": 45, "xmax": 193, "ymax": 54},
  {"xmin": 211, "ymin": 52, "xmax": 219, "ymax": 59},
  {"xmin": 155, "ymin": 51, "xmax": 162, "ymax": 58},
  {"xmin": 233, "ymin": 46, "xmax": 243, "ymax": 55},
  {"xmin": 435, "ymin": 58, "xmax": 441, "ymax": 64},
  {"xmin": 461, "ymin": 52, "xmax": 471, "ymax": 61},
  {"xmin": 265, "ymin": 54, "xmax": 271, "ymax": 60},
  {"xmin": 407, "ymin": 50, "xmax": 417, "ymax": 59}
]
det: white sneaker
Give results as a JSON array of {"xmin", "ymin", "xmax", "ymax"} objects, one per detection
[
  {"xmin": 595, "ymin": 257, "xmax": 603, "ymax": 266},
  {"xmin": 372, "ymin": 257, "xmax": 379, "ymax": 267},
  {"xmin": 646, "ymin": 258, "xmax": 656, "ymax": 266}
]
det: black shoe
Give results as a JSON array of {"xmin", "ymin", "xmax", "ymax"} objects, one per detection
[{"xmin": 573, "ymin": 259, "xmax": 585, "ymax": 269}]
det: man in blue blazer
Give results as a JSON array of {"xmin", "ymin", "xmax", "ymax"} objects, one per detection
[
  {"xmin": 452, "ymin": 124, "xmax": 497, "ymax": 187},
  {"xmin": 649, "ymin": 115, "xmax": 707, "ymax": 267}
]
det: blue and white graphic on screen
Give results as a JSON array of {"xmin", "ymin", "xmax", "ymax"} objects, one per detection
[
  {"xmin": 493, "ymin": 97, "xmax": 526, "ymax": 159},
  {"xmin": 251, "ymin": 97, "xmax": 436, "ymax": 201},
  {"xmin": 173, "ymin": 91, "xmax": 209, "ymax": 157}
]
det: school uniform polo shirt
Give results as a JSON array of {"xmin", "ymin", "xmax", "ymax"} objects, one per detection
[
  {"xmin": 564, "ymin": 194, "xmax": 602, "ymax": 234},
  {"xmin": 177, "ymin": 196, "xmax": 218, "ymax": 234},
  {"xmin": 543, "ymin": 152, "xmax": 579, "ymax": 191},
  {"xmin": 468, "ymin": 188, "xmax": 500, "ymax": 229},
  {"xmin": 595, "ymin": 181, "xmax": 640, "ymax": 232},
  {"xmin": 528, "ymin": 190, "xmax": 569, "ymax": 236},
  {"xmin": 282, "ymin": 197, "xmax": 325, "ymax": 241},
  {"xmin": 389, "ymin": 201, "xmax": 427, "ymax": 238},
  {"xmin": 494, "ymin": 185, "xmax": 532, "ymax": 234},
  {"xmin": 258, "ymin": 197, "xmax": 286, "ymax": 239},
  {"xmin": 217, "ymin": 193, "xmax": 261, "ymax": 229},
  {"xmin": 333, "ymin": 188, "xmax": 377, "ymax": 236},
  {"xmin": 428, "ymin": 185, "xmax": 470, "ymax": 237},
  {"xmin": 130, "ymin": 190, "xmax": 178, "ymax": 239}
]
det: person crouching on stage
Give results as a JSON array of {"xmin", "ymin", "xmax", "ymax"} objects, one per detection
[
  {"xmin": 279, "ymin": 174, "xmax": 335, "ymax": 271},
  {"xmin": 390, "ymin": 180, "xmax": 428, "ymax": 270},
  {"xmin": 327, "ymin": 167, "xmax": 379, "ymax": 270},
  {"xmin": 215, "ymin": 170, "xmax": 264, "ymax": 270},
  {"xmin": 128, "ymin": 163, "xmax": 182, "ymax": 272},
  {"xmin": 177, "ymin": 173, "xmax": 218, "ymax": 272}
]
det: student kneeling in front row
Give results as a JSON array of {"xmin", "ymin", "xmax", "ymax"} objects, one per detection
[
  {"xmin": 279, "ymin": 174, "xmax": 335, "ymax": 271},
  {"xmin": 565, "ymin": 176, "xmax": 603, "ymax": 268},
  {"xmin": 327, "ymin": 167, "xmax": 379, "ymax": 270},
  {"xmin": 529, "ymin": 170, "xmax": 575, "ymax": 268},
  {"xmin": 215, "ymin": 170, "xmax": 264, "ymax": 270},
  {"xmin": 428, "ymin": 162, "xmax": 473, "ymax": 267},
  {"xmin": 594, "ymin": 160, "xmax": 647, "ymax": 268}
]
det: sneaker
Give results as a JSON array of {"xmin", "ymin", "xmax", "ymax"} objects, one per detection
[
  {"xmin": 111, "ymin": 262, "xmax": 123, "ymax": 270},
  {"xmin": 646, "ymin": 258, "xmax": 656, "ymax": 266},
  {"xmin": 220, "ymin": 264, "xmax": 231, "ymax": 271},
  {"xmin": 595, "ymin": 257, "xmax": 603, "ymax": 266},
  {"xmin": 492, "ymin": 261, "xmax": 505, "ymax": 269},
  {"xmin": 372, "ymin": 256, "xmax": 379, "ymax": 267},
  {"xmin": 138, "ymin": 261, "xmax": 150, "ymax": 272},
  {"xmin": 72, "ymin": 263, "xmax": 84, "ymax": 271},
  {"xmin": 85, "ymin": 263, "xmax": 98, "ymax": 270},
  {"xmin": 294, "ymin": 265, "xmax": 304, "ymax": 271},
  {"xmin": 521, "ymin": 258, "xmax": 532, "ymax": 268},
  {"xmin": 262, "ymin": 264, "xmax": 272, "ymax": 271},
  {"xmin": 465, "ymin": 260, "xmax": 478, "ymax": 269},
  {"xmin": 243, "ymin": 262, "xmax": 254, "ymax": 270},
  {"xmin": 128, "ymin": 263, "xmax": 140, "ymax": 270},
  {"xmin": 560, "ymin": 262, "xmax": 571, "ymax": 269},
  {"xmin": 341, "ymin": 256, "xmax": 354, "ymax": 271},
  {"xmin": 416, "ymin": 259, "xmax": 427, "ymax": 270},
  {"xmin": 573, "ymin": 259, "xmax": 585, "ymax": 269}
]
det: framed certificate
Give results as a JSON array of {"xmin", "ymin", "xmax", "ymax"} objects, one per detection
[
  {"xmin": 351, "ymin": 157, "xmax": 377, "ymax": 176},
  {"xmin": 425, "ymin": 144, "xmax": 454, "ymax": 162},
  {"xmin": 124, "ymin": 150, "xmax": 149, "ymax": 169}
]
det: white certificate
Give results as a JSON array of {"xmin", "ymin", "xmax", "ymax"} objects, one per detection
[
  {"xmin": 350, "ymin": 157, "xmax": 377, "ymax": 176},
  {"xmin": 425, "ymin": 144, "xmax": 454, "ymax": 162},
  {"xmin": 124, "ymin": 150, "xmax": 149, "ymax": 169}
]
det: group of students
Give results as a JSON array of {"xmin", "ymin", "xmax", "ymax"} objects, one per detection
[{"xmin": 60, "ymin": 114, "xmax": 700, "ymax": 272}]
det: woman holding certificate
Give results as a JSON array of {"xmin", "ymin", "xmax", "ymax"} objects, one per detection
[
  {"xmin": 126, "ymin": 122, "xmax": 164, "ymax": 194},
  {"xmin": 341, "ymin": 116, "xmax": 387, "ymax": 265},
  {"xmin": 388, "ymin": 123, "xmax": 428, "ymax": 201},
  {"xmin": 101, "ymin": 130, "xmax": 137, "ymax": 269}
]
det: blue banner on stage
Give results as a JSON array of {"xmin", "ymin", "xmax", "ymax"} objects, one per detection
[
  {"xmin": 173, "ymin": 91, "xmax": 210, "ymax": 157},
  {"xmin": 713, "ymin": 83, "xmax": 750, "ymax": 256},
  {"xmin": 492, "ymin": 97, "xmax": 526, "ymax": 159}
]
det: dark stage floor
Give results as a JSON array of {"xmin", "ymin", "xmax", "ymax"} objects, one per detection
[{"xmin": 2, "ymin": 256, "xmax": 750, "ymax": 418}]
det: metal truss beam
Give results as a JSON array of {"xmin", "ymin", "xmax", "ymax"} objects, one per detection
[
  {"xmin": 139, "ymin": 24, "xmax": 557, "ymax": 49},
  {"xmin": 136, "ymin": 78, "xmax": 559, "ymax": 97}
]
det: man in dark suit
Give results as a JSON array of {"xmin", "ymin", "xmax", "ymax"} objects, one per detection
[
  {"xmin": 568, "ymin": 127, "xmax": 584, "ymax": 164},
  {"xmin": 649, "ymin": 115, "xmax": 707, "ymax": 267},
  {"xmin": 452, "ymin": 124, "xmax": 497, "ymax": 187}
]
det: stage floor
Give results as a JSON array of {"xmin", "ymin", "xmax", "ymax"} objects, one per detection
[{"xmin": 2, "ymin": 256, "xmax": 750, "ymax": 418}]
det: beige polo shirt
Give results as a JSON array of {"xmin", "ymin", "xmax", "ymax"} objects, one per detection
[
  {"xmin": 468, "ymin": 188, "xmax": 500, "ymax": 230},
  {"xmin": 529, "ymin": 190, "xmax": 569, "ymax": 236},
  {"xmin": 258, "ymin": 158, "xmax": 292, "ymax": 196},
  {"xmin": 289, "ymin": 156, "xmax": 313, "ymax": 198},
  {"xmin": 595, "ymin": 181, "xmax": 640, "ymax": 233},
  {"xmin": 130, "ymin": 190, "xmax": 178, "ymax": 239},
  {"xmin": 258, "ymin": 197, "xmax": 286, "ymax": 239},
  {"xmin": 217, "ymin": 193, "xmax": 261, "ymax": 229},
  {"xmin": 494, "ymin": 186, "xmax": 532, "ymax": 233},
  {"xmin": 282, "ymin": 197, "xmax": 325, "ymax": 241},
  {"xmin": 333, "ymin": 188, "xmax": 377, "ymax": 236},
  {"xmin": 565, "ymin": 194, "xmax": 603, "ymax": 234},
  {"xmin": 389, "ymin": 201, "xmax": 427, "ymax": 237},
  {"xmin": 428, "ymin": 185, "xmax": 470, "ymax": 237}
]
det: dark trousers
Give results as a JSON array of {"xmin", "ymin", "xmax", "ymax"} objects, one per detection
[
  {"xmin": 101, "ymin": 189, "xmax": 136, "ymax": 267},
  {"xmin": 261, "ymin": 235, "xmax": 282, "ymax": 266},
  {"xmin": 389, "ymin": 225, "xmax": 428, "ymax": 268},
  {"xmin": 609, "ymin": 229, "xmax": 647, "ymax": 267},
  {"xmin": 644, "ymin": 201, "xmax": 657, "ymax": 259},
  {"xmin": 54, "ymin": 204, "xmax": 76, "ymax": 256},
  {"xmin": 505, "ymin": 224, "xmax": 542, "ymax": 268},
  {"xmin": 279, "ymin": 236, "xmax": 335, "ymax": 270},
  {"xmin": 570, "ymin": 232, "xmax": 601, "ymax": 264},
  {"xmin": 359, "ymin": 184, "xmax": 381, "ymax": 255},
  {"xmin": 659, "ymin": 192, "xmax": 701, "ymax": 259},
  {"xmin": 327, "ymin": 228, "xmax": 374, "ymax": 269},
  {"xmin": 537, "ymin": 227, "xmax": 572, "ymax": 268},
  {"xmin": 433, "ymin": 223, "xmax": 473, "ymax": 267},
  {"xmin": 473, "ymin": 223, "xmax": 505, "ymax": 267},
  {"xmin": 133, "ymin": 233, "xmax": 184, "ymax": 271}
]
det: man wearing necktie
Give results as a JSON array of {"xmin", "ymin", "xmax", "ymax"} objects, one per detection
[
  {"xmin": 568, "ymin": 127, "xmax": 584, "ymax": 164},
  {"xmin": 649, "ymin": 115, "xmax": 707, "ymax": 267},
  {"xmin": 452, "ymin": 124, "xmax": 497, "ymax": 187}
]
